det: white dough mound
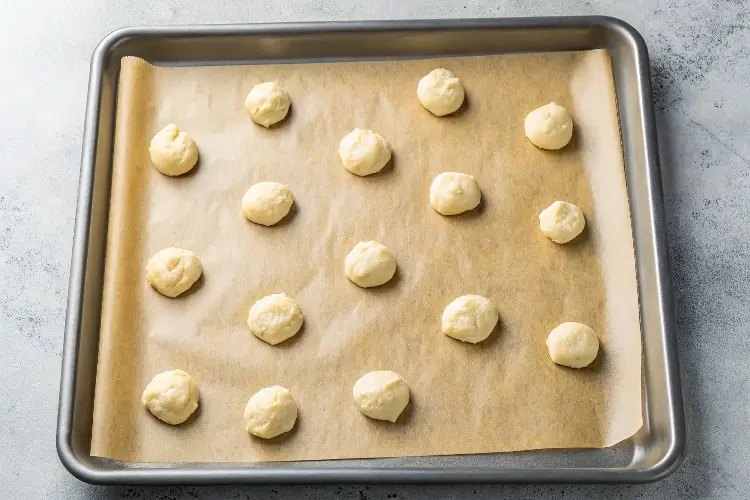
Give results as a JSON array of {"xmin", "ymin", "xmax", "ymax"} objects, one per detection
[
  {"xmin": 344, "ymin": 241, "xmax": 397, "ymax": 288},
  {"xmin": 245, "ymin": 82, "xmax": 291, "ymax": 127},
  {"xmin": 141, "ymin": 369, "xmax": 200, "ymax": 425},
  {"xmin": 148, "ymin": 124, "xmax": 199, "ymax": 176},
  {"xmin": 247, "ymin": 293, "xmax": 304, "ymax": 345},
  {"xmin": 352, "ymin": 371, "xmax": 410, "ymax": 422},
  {"xmin": 429, "ymin": 172, "xmax": 481, "ymax": 215},
  {"xmin": 546, "ymin": 322, "xmax": 600, "ymax": 369},
  {"xmin": 524, "ymin": 102, "xmax": 573, "ymax": 150},
  {"xmin": 417, "ymin": 68, "xmax": 465, "ymax": 116},
  {"xmin": 241, "ymin": 181, "xmax": 294, "ymax": 226},
  {"xmin": 442, "ymin": 295, "xmax": 499, "ymax": 344},
  {"xmin": 146, "ymin": 247, "xmax": 203, "ymax": 298},
  {"xmin": 244, "ymin": 385, "xmax": 298, "ymax": 438},
  {"xmin": 539, "ymin": 200, "xmax": 585, "ymax": 244},
  {"xmin": 338, "ymin": 129, "xmax": 392, "ymax": 176}
]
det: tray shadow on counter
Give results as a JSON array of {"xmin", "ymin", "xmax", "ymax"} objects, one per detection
[{"xmin": 645, "ymin": 57, "xmax": 710, "ymax": 498}]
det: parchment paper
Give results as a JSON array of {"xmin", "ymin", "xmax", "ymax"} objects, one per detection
[{"xmin": 91, "ymin": 50, "xmax": 642, "ymax": 463}]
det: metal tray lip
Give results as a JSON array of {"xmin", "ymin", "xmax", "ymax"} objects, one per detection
[
  {"xmin": 90, "ymin": 15, "xmax": 649, "ymax": 59},
  {"xmin": 57, "ymin": 15, "xmax": 685, "ymax": 485},
  {"xmin": 57, "ymin": 24, "xmax": 111, "ymax": 485},
  {"xmin": 95, "ymin": 15, "xmax": 635, "ymax": 37}
]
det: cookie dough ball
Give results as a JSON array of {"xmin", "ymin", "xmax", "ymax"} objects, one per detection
[
  {"xmin": 244, "ymin": 386, "xmax": 298, "ymax": 438},
  {"xmin": 241, "ymin": 182, "xmax": 294, "ymax": 226},
  {"xmin": 539, "ymin": 200, "xmax": 585, "ymax": 244},
  {"xmin": 344, "ymin": 241, "xmax": 397, "ymax": 288},
  {"xmin": 141, "ymin": 369, "xmax": 199, "ymax": 425},
  {"xmin": 417, "ymin": 68, "xmax": 465, "ymax": 116},
  {"xmin": 442, "ymin": 295, "xmax": 500, "ymax": 344},
  {"xmin": 245, "ymin": 82, "xmax": 291, "ymax": 127},
  {"xmin": 429, "ymin": 172, "xmax": 481, "ymax": 215},
  {"xmin": 146, "ymin": 247, "xmax": 203, "ymax": 298},
  {"xmin": 524, "ymin": 102, "xmax": 573, "ymax": 150},
  {"xmin": 338, "ymin": 129, "xmax": 392, "ymax": 176},
  {"xmin": 546, "ymin": 322, "xmax": 600, "ymax": 368},
  {"xmin": 148, "ymin": 124, "xmax": 199, "ymax": 176},
  {"xmin": 352, "ymin": 371, "xmax": 410, "ymax": 422},
  {"xmin": 247, "ymin": 293, "xmax": 303, "ymax": 345}
]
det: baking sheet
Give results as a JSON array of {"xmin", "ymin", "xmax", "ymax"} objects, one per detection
[{"xmin": 91, "ymin": 50, "xmax": 642, "ymax": 463}]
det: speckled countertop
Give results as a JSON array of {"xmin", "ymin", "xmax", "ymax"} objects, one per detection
[{"xmin": 1, "ymin": 1, "xmax": 747, "ymax": 498}]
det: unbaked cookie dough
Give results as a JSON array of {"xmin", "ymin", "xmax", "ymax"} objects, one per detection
[
  {"xmin": 417, "ymin": 68, "xmax": 465, "ymax": 116},
  {"xmin": 344, "ymin": 241, "xmax": 397, "ymax": 288},
  {"xmin": 546, "ymin": 322, "xmax": 600, "ymax": 368},
  {"xmin": 429, "ymin": 172, "xmax": 481, "ymax": 215},
  {"xmin": 146, "ymin": 247, "xmax": 203, "ymax": 298},
  {"xmin": 244, "ymin": 82, "xmax": 291, "ymax": 127},
  {"xmin": 241, "ymin": 182, "xmax": 294, "ymax": 226},
  {"xmin": 141, "ymin": 369, "xmax": 199, "ymax": 425},
  {"xmin": 247, "ymin": 293, "xmax": 303, "ymax": 345},
  {"xmin": 539, "ymin": 200, "xmax": 585, "ymax": 244},
  {"xmin": 338, "ymin": 129, "xmax": 392, "ymax": 176},
  {"xmin": 442, "ymin": 295, "xmax": 499, "ymax": 344},
  {"xmin": 148, "ymin": 124, "xmax": 199, "ymax": 176},
  {"xmin": 524, "ymin": 102, "xmax": 574, "ymax": 150},
  {"xmin": 352, "ymin": 371, "xmax": 410, "ymax": 422},
  {"xmin": 244, "ymin": 385, "xmax": 298, "ymax": 438}
]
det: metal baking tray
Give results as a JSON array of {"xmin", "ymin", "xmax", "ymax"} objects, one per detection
[{"xmin": 57, "ymin": 16, "xmax": 685, "ymax": 484}]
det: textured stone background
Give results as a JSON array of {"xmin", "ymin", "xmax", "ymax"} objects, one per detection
[{"xmin": 0, "ymin": 1, "xmax": 747, "ymax": 498}]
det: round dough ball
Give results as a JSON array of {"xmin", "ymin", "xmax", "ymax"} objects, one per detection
[
  {"xmin": 148, "ymin": 124, "xmax": 199, "ymax": 176},
  {"xmin": 546, "ymin": 322, "xmax": 600, "ymax": 368},
  {"xmin": 417, "ymin": 68, "xmax": 465, "ymax": 116},
  {"xmin": 247, "ymin": 293, "xmax": 303, "ymax": 345},
  {"xmin": 429, "ymin": 172, "xmax": 481, "ymax": 215},
  {"xmin": 352, "ymin": 371, "xmax": 410, "ymax": 422},
  {"xmin": 241, "ymin": 182, "xmax": 294, "ymax": 226},
  {"xmin": 338, "ymin": 129, "xmax": 392, "ymax": 176},
  {"xmin": 524, "ymin": 102, "xmax": 573, "ymax": 150},
  {"xmin": 539, "ymin": 200, "xmax": 585, "ymax": 244},
  {"xmin": 141, "ymin": 369, "xmax": 199, "ymax": 425},
  {"xmin": 244, "ymin": 385, "xmax": 298, "ymax": 438},
  {"xmin": 146, "ymin": 247, "xmax": 203, "ymax": 298},
  {"xmin": 344, "ymin": 241, "xmax": 397, "ymax": 288},
  {"xmin": 441, "ymin": 295, "xmax": 499, "ymax": 344},
  {"xmin": 244, "ymin": 82, "xmax": 291, "ymax": 127}
]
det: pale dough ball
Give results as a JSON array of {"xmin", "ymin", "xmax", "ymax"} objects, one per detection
[
  {"xmin": 244, "ymin": 385, "xmax": 298, "ymax": 438},
  {"xmin": 141, "ymin": 369, "xmax": 199, "ymax": 425},
  {"xmin": 148, "ymin": 124, "xmax": 199, "ymax": 176},
  {"xmin": 146, "ymin": 247, "xmax": 203, "ymax": 298},
  {"xmin": 417, "ymin": 68, "xmax": 465, "ymax": 116},
  {"xmin": 241, "ymin": 182, "xmax": 294, "ymax": 226},
  {"xmin": 442, "ymin": 295, "xmax": 500, "ymax": 344},
  {"xmin": 352, "ymin": 371, "xmax": 410, "ymax": 422},
  {"xmin": 244, "ymin": 82, "xmax": 291, "ymax": 127},
  {"xmin": 338, "ymin": 129, "xmax": 392, "ymax": 176},
  {"xmin": 524, "ymin": 102, "xmax": 574, "ymax": 150},
  {"xmin": 344, "ymin": 241, "xmax": 397, "ymax": 288},
  {"xmin": 429, "ymin": 172, "xmax": 481, "ymax": 215},
  {"xmin": 539, "ymin": 200, "xmax": 586, "ymax": 244},
  {"xmin": 546, "ymin": 322, "xmax": 600, "ymax": 368},
  {"xmin": 247, "ymin": 293, "xmax": 303, "ymax": 345}
]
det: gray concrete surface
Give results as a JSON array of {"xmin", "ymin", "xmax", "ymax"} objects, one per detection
[{"xmin": 1, "ymin": 0, "xmax": 748, "ymax": 498}]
